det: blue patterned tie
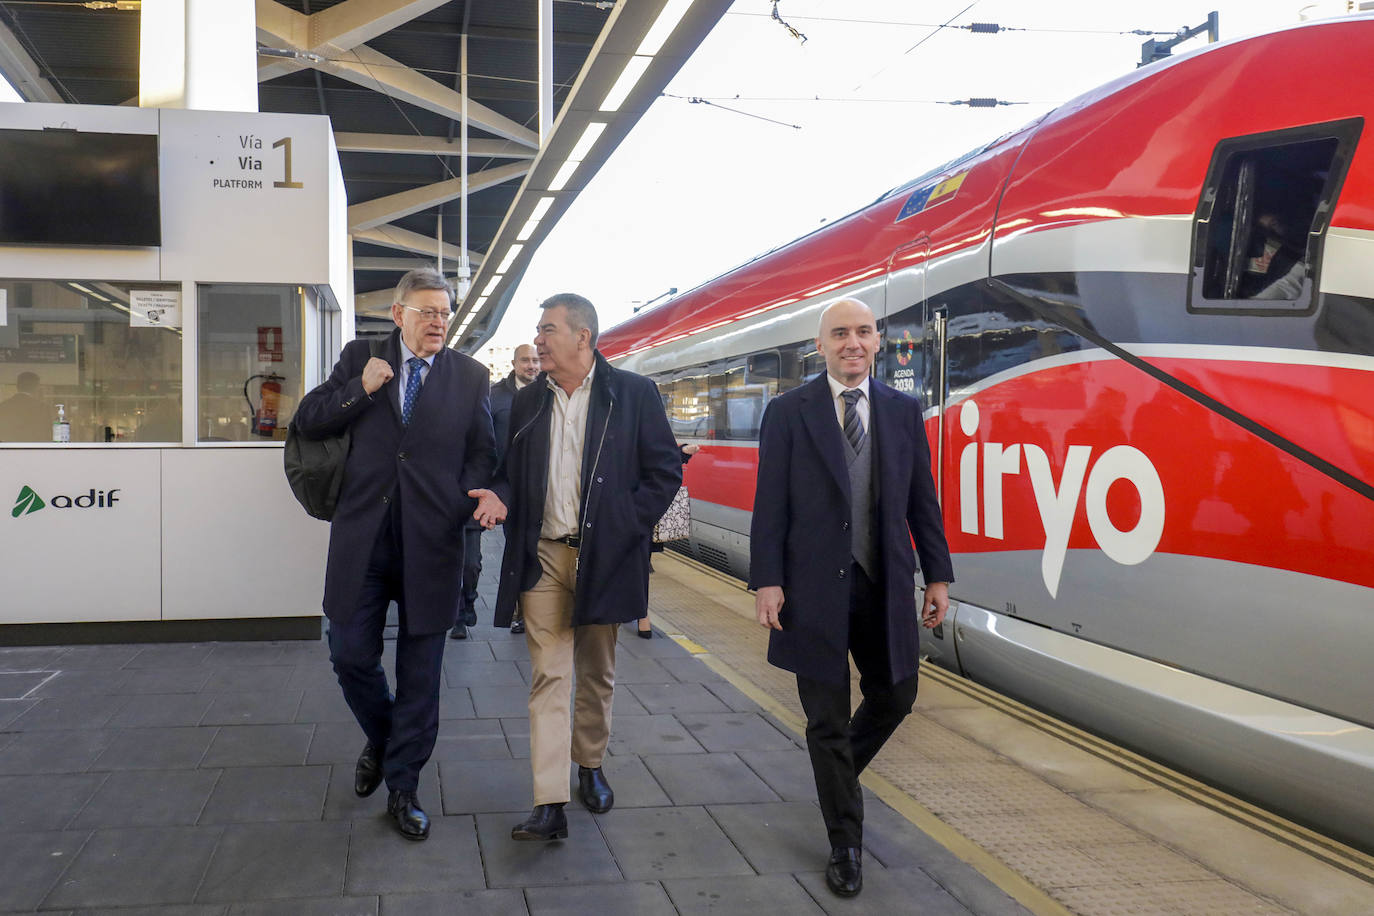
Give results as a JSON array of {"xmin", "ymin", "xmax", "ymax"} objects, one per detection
[
  {"xmin": 841, "ymin": 388, "xmax": 865, "ymax": 452},
  {"xmin": 402, "ymin": 357, "xmax": 425, "ymax": 425}
]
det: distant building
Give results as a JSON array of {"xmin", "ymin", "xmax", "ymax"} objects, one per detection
[{"xmin": 482, "ymin": 344, "xmax": 514, "ymax": 383}]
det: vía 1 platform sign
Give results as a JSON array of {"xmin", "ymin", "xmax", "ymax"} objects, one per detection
[{"xmin": 212, "ymin": 133, "xmax": 305, "ymax": 191}]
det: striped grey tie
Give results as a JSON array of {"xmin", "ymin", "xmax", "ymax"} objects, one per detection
[{"xmin": 841, "ymin": 388, "xmax": 865, "ymax": 452}]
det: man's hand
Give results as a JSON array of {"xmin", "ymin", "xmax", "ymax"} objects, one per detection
[
  {"xmin": 361, "ymin": 357, "xmax": 394, "ymax": 395},
  {"xmin": 921, "ymin": 581, "xmax": 950, "ymax": 629},
  {"xmin": 469, "ymin": 488, "xmax": 507, "ymax": 529},
  {"xmin": 755, "ymin": 585, "xmax": 784, "ymax": 631}
]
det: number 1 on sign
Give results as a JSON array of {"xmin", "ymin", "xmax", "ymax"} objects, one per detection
[{"xmin": 273, "ymin": 137, "xmax": 304, "ymax": 189}]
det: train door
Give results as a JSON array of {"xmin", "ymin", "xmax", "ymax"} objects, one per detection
[{"xmin": 881, "ymin": 239, "xmax": 940, "ymax": 486}]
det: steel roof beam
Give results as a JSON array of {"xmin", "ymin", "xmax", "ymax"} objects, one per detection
[
  {"xmin": 308, "ymin": 0, "xmax": 451, "ymax": 52},
  {"xmin": 354, "ymin": 256, "xmax": 463, "ymax": 272},
  {"xmin": 352, "ymin": 225, "xmax": 481, "ymax": 265},
  {"xmin": 334, "ymin": 132, "xmax": 535, "ymax": 158},
  {"xmin": 348, "ymin": 160, "xmax": 528, "ymax": 231}
]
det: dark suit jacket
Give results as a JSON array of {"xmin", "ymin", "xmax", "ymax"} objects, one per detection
[
  {"xmin": 294, "ymin": 329, "xmax": 496, "ymax": 634},
  {"xmin": 491, "ymin": 350, "xmax": 681, "ymax": 627},
  {"xmin": 749, "ymin": 373, "xmax": 954, "ymax": 684},
  {"xmin": 490, "ymin": 372, "xmax": 520, "ymax": 464}
]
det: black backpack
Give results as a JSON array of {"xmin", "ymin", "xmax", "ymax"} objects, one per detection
[{"xmin": 283, "ymin": 338, "xmax": 386, "ymax": 521}]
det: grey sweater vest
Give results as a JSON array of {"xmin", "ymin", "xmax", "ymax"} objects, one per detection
[{"xmin": 844, "ymin": 417, "xmax": 878, "ymax": 580}]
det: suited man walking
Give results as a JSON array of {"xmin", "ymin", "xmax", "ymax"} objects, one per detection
[
  {"xmin": 750, "ymin": 297, "xmax": 953, "ymax": 898},
  {"xmin": 295, "ymin": 268, "xmax": 495, "ymax": 841},
  {"xmin": 471, "ymin": 293, "xmax": 680, "ymax": 841}
]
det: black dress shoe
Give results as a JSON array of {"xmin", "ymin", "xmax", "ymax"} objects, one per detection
[
  {"xmin": 354, "ymin": 743, "xmax": 384, "ymax": 798},
  {"xmin": 462, "ymin": 606, "xmax": 477, "ymax": 627},
  {"xmin": 510, "ymin": 618, "xmax": 525, "ymax": 634},
  {"xmin": 386, "ymin": 790, "xmax": 430, "ymax": 841},
  {"xmin": 825, "ymin": 846, "xmax": 862, "ymax": 898},
  {"xmin": 578, "ymin": 765, "xmax": 614, "ymax": 813},
  {"xmin": 449, "ymin": 621, "xmax": 467, "ymax": 639},
  {"xmin": 511, "ymin": 803, "xmax": 567, "ymax": 841}
]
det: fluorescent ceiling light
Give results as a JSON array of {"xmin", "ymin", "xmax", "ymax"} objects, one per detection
[
  {"xmin": 481, "ymin": 275, "xmax": 502, "ymax": 297},
  {"xmin": 567, "ymin": 123, "xmax": 606, "ymax": 162},
  {"xmin": 636, "ymin": 0, "xmax": 695, "ymax": 56},
  {"xmin": 516, "ymin": 218, "xmax": 540, "ymax": 241},
  {"xmin": 496, "ymin": 244, "xmax": 523, "ymax": 274},
  {"xmin": 548, "ymin": 160, "xmax": 579, "ymax": 191},
  {"xmin": 600, "ymin": 55, "xmax": 651, "ymax": 113}
]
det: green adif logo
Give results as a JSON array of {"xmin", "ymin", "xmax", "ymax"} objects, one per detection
[{"xmin": 12, "ymin": 485, "xmax": 45, "ymax": 517}]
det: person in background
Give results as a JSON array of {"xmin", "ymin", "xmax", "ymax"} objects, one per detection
[
  {"xmin": 0, "ymin": 371, "xmax": 49, "ymax": 442},
  {"xmin": 640, "ymin": 441, "xmax": 699, "ymax": 638},
  {"xmin": 749, "ymin": 297, "xmax": 953, "ymax": 898},
  {"xmin": 454, "ymin": 344, "xmax": 541, "ymax": 639}
]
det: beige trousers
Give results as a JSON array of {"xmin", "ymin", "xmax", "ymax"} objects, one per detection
[{"xmin": 522, "ymin": 538, "xmax": 619, "ymax": 805}]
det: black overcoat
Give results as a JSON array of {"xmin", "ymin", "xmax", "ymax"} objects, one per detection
[
  {"xmin": 491, "ymin": 351, "xmax": 681, "ymax": 627},
  {"xmin": 749, "ymin": 373, "xmax": 955, "ymax": 684},
  {"xmin": 294, "ymin": 330, "xmax": 496, "ymax": 634},
  {"xmin": 489, "ymin": 372, "xmax": 519, "ymax": 464}
]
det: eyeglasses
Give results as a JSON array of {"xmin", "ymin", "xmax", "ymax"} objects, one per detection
[{"xmin": 403, "ymin": 306, "xmax": 451, "ymax": 322}]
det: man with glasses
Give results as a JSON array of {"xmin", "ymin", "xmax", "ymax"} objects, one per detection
[{"xmin": 295, "ymin": 267, "xmax": 496, "ymax": 841}]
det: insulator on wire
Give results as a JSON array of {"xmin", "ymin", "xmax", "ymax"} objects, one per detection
[
  {"xmin": 967, "ymin": 22, "xmax": 1003, "ymax": 33},
  {"xmin": 955, "ymin": 97, "xmax": 1002, "ymax": 107}
]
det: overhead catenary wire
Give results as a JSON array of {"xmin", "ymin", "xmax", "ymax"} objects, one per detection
[
  {"xmin": 675, "ymin": 94, "xmax": 1033, "ymax": 107},
  {"xmin": 661, "ymin": 92, "xmax": 801, "ymax": 129},
  {"xmin": 727, "ymin": 9, "xmax": 1177, "ymax": 36},
  {"xmin": 852, "ymin": 0, "xmax": 980, "ymax": 93}
]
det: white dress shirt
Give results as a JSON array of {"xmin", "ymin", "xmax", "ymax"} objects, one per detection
[
  {"xmin": 826, "ymin": 373, "xmax": 871, "ymax": 436},
  {"xmin": 541, "ymin": 363, "xmax": 595, "ymax": 540},
  {"xmin": 396, "ymin": 338, "xmax": 434, "ymax": 413}
]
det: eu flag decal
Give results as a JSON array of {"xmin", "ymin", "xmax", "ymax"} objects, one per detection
[{"xmin": 896, "ymin": 171, "xmax": 968, "ymax": 222}]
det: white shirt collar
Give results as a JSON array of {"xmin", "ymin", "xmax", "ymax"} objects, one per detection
[
  {"xmin": 547, "ymin": 360, "xmax": 595, "ymax": 394},
  {"xmin": 826, "ymin": 373, "xmax": 870, "ymax": 401},
  {"xmin": 398, "ymin": 337, "xmax": 434, "ymax": 368}
]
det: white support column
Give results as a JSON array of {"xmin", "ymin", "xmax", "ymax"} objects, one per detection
[
  {"xmin": 538, "ymin": 0, "xmax": 554, "ymax": 144},
  {"xmin": 459, "ymin": 31, "xmax": 471, "ymax": 301},
  {"xmin": 141, "ymin": 0, "xmax": 258, "ymax": 111}
]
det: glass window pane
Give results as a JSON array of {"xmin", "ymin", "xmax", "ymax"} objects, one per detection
[
  {"xmin": 0, "ymin": 278, "xmax": 181, "ymax": 443},
  {"xmin": 198, "ymin": 283, "xmax": 302, "ymax": 442}
]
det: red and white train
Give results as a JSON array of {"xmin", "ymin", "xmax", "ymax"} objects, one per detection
[{"xmin": 599, "ymin": 17, "xmax": 1374, "ymax": 850}]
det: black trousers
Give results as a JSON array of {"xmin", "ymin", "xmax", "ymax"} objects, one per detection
[
  {"xmin": 459, "ymin": 523, "xmax": 482, "ymax": 626},
  {"xmin": 328, "ymin": 507, "xmax": 446, "ymax": 793},
  {"xmin": 796, "ymin": 562, "xmax": 920, "ymax": 848}
]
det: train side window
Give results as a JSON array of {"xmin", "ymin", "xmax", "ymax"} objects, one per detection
[
  {"xmin": 663, "ymin": 365, "xmax": 711, "ymax": 440},
  {"xmin": 722, "ymin": 356, "xmax": 769, "ymax": 440},
  {"xmin": 1189, "ymin": 119, "xmax": 1360, "ymax": 314}
]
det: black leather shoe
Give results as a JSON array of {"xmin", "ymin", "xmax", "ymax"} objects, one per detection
[
  {"xmin": 462, "ymin": 606, "xmax": 477, "ymax": 627},
  {"xmin": 354, "ymin": 743, "xmax": 384, "ymax": 798},
  {"xmin": 511, "ymin": 803, "xmax": 567, "ymax": 841},
  {"xmin": 578, "ymin": 765, "xmax": 614, "ymax": 813},
  {"xmin": 386, "ymin": 790, "xmax": 430, "ymax": 841},
  {"xmin": 825, "ymin": 846, "xmax": 862, "ymax": 898},
  {"xmin": 510, "ymin": 618, "xmax": 525, "ymax": 634},
  {"xmin": 449, "ymin": 621, "xmax": 467, "ymax": 639}
]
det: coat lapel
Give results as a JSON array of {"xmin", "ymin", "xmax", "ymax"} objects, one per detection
[
  {"xmin": 404, "ymin": 347, "xmax": 447, "ymax": 433},
  {"xmin": 380, "ymin": 331, "xmax": 403, "ymax": 427},
  {"xmin": 868, "ymin": 378, "xmax": 908, "ymax": 505},
  {"xmin": 799, "ymin": 374, "xmax": 850, "ymax": 504}
]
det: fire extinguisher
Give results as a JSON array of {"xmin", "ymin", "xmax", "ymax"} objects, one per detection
[{"xmin": 244, "ymin": 373, "xmax": 285, "ymax": 437}]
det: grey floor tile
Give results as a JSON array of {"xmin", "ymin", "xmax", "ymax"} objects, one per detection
[
  {"xmin": 796, "ymin": 865, "xmax": 974, "ymax": 916},
  {"xmin": 124, "ymin": 644, "xmax": 216, "ymax": 669},
  {"xmin": 0, "ymin": 772, "xmax": 107, "ymax": 831},
  {"xmin": 656, "ymin": 656, "xmax": 729, "ymax": 684},
  {"xmin": 196, "ymin": 821, "xmax": 350, "ymax": 903},
  {"xmin": 199, "ymin": 765, "xmax": 330, "ymax": 823},
  {"xmin": 596, "ymin": 806, "xmax": 755, "ymax": 881},
  {"xmin": 202, "ymin": 644, "xmax": 292, "ymax": 667},
  {"xmin": 703, "ymin": 680, "xmax": 766, "ymax": 714},
  {"xmin": 72, "ymin": 769, "xmax": 222, "ymax": 828},
  {"xmin": 643, "ymin": 753, "xmax": 780, "ymax": 806},
  {"xmin": 607, "ymin": 656, "xmax": 676, "ymax": 684},
  {"xmin": 285, "ymin": 663, "xmax": 343, "ymax": 691},
  {"xmin": 525, "ymin": 881, "xmax": 676, "ymax": 916},
  {"xmin": 433, "ymin": 733, "xmax": 514, "ymax": 763},
  {"xmin": 468, "ymin": 684, "xmax": 531, "ymax": 719},
  {"xmin": 597, "ymin": 754, "xmax": 673, "ymax": 808},
  {"xmin": 1, "ymin": 670, "xmax": 56, "ymax": 698},
  {"xmin": 439, "ymin": 640, "xmax": 498, "ymax": 664},
  {"xmin": 120, "ymin": 667, "xmax": 214, "ymax": 695},
  {"xmin": 345, "ymin": 813, "xmax": 485, "ymax": 895},
  {"xmin": 438, "ymin": 757, "xmax": 531, "ymax": 814},
  {"xmin": 706, "ymin": 801, "xmax": 830, "ymax": 873},
  {"xmin": 44, "ymin": 825, "xmax": 222, "ymax": 909},
  {"xmin": 68, "ymin": 905, "xmax": 229, "ymax": 916},
  {"xmin": 439, "ymin": 687, "xmax": 477, "ymax": 719},
  {"xmin": 201, "ymin": 665, "xmax": 295, "ymax": 693},
  {"xmin": 110, "ymin": 693, "xmax": 216, "ymax": 728},
  {"xmin": 308, "ymin": 720, "xmax": 369, "ymax": 766},
  {"xmin": 664, "ymin": 874, "xmax": 827, "ymax": 915},
  {"xmin": 488, "ymin": 638, "xmax": 530, "ymax": 661},
  {"xmin": 201, "ymin": 690, "xmax": 305, "ymax": 726},
  {"xmin": 610, "ymin": 688, "xmax": 649, "ymax": 717},
  {"xmin": 228, "ymin": 898, "xmax": 377, "ymax": 916},
  {"xmin": 0, "ymin": 829, "xmax": 90, "ymax": 910},
  {"xmin": 679, "ymin": 712, "xmax": 797, "ymax": 752},
  {"xmin": 444, "ymin": 660, "xmax": 525, "ymax": 689},
  {"xmin": 739, "ymin": 749, "xmax": 823, "ymax": 802},
  {"xmin": 0, "ymin": 729, "xmax": 118, "ymax": 774},
  {"xmin": 626, "ymin": 682, "xmax": 733, "ymax": 715},
  {"xmin": 605, "ymin": 714, "xmax": 705, "ymax": 756},
  {"xmin": 324, "ymin": 762, "xmax": 439, "ymax": 822},
  {"xmin": 11, "ymin": 693, "xmax": 128, "ymax": 731},
  {"xmin": 201, "ymin": 724, "xmax": 314, "ymax": 767},
  {"xmin": 0, "ymin": 697, "xmax": 37, "ymax": 728},
  {"xmin": 439, "ymin": 717, "xmax": 505, "ymax": 738},
  {"xmin": 501, "ymin": 717, "xmax": 530, "ymax": 759},
  {"xmin": 44, "ymin": 644, "xmax": 142, "ymax": 669},
  {"xmin": 615, "ymin": 630, "xmax": 695, "ymax": 659},
  {"xmin": 32, "ymin": 668, "xmax": 132, "ymax": 697},
  {"xmin": 475, "ymin": 809, "xmax": 622, "ymax": 887},
  {"xmin": 295, "ymin": 687, "xmax": 357, "ymax": 723},
  {"xmin": 91, "ymin": 726, "xmax": 218, "ymax": 770},
  {"xmin": 0, "ymin": 645, "xmax": 67, "ymax": 671},
  {"xmin": 379, "ymin": 889, "xmax": 526, "ymax": 916}
]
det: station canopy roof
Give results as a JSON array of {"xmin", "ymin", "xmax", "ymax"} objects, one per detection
[{"xmin": 0, "ymin": 0, "xmax": 730, "ymax": 349}]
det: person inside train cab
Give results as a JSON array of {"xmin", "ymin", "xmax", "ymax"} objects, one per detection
[
  {"xmin": 469, "ymin": 293, "xmax": 681, "ymax": 842},
  {"xmin": 1241, "ymin": 211, "xmax": 1307, "ymax": 300},
  {"xmin": 749, "ymin": 297, "xmax": 954, "ymax": 899}
]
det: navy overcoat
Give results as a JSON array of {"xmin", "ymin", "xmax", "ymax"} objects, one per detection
[
  {"xmin": 294, "ymin": 329, "xmax": 496, "ymax": 635},
  {"xmin": 749, "ymin": 373, "xmax": 954, "ymax": 684},
  {"xmin": 491, "ymin": 351, "xmax": 681, "ymax": 627}
]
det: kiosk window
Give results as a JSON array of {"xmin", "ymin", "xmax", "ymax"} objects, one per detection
[
  {"xmin": 0, "ymin": 279, "xmax": 181, "ymax": 443},
  {"xmin": 198, "ymin": 283, "xmax": 302, "ymax": 442}
]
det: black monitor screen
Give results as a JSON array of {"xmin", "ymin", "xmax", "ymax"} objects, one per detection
[{"xmin": 0, "ymin": 129, "xmax": 161, "ymax": 246}]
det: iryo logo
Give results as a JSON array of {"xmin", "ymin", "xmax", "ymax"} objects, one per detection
[
  {"xmin": 10, "ymin": 485, "xmax": 120, "ymax": 519},
  {"xmin": 956, "ymin": 400, "xmax": 1165, "ymax": 597}
]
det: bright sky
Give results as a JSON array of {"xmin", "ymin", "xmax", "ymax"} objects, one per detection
[
  {"xmin": 483, "ymin": 0, "xmax": 1314, "ymax": 357},
  {"xmin": 0, "ymin": 74, "xmax": 20, "ymax": 103}
]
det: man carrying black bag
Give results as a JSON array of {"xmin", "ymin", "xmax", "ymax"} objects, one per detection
[{"xmin": 293, "ymin": 267, "xmax": 495, "ymax": 841}]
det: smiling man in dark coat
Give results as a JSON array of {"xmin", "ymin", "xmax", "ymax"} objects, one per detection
[
  {"xmin": 750, "ymin": 297, "xmax": 953, "ymax": 898},
  {"xmin": 294, "ymin": 267, "xmax": 495, "ymax": 841},
  {"xmin": 471, "ymin": 293, "xmax": 680, "ymax": 841}
]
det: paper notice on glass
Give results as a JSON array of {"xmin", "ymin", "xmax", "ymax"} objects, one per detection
[
  {"xmin": 0, "ymin": 288, "xmax": 7, "ymax": 326},
  {"xmin": 130, "ymin": 289, "xmax": 182, "ymax": 328}
]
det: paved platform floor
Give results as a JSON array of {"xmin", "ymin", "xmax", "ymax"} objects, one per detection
[{"xmin": 0, "ymin": 532, "xmax": 1028, "ymax": 915}]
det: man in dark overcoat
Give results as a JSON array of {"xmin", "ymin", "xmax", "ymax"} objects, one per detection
[
  {"xmin": 471, "ymin": 293, "xmax": 680, "ymax": 841},
  {"xmin": 295, "ymin": 267, "xmax": 495, "ymax": 841},
  {"xmin": 750, "ymin": 297, "xmax": 954, "ymax": 898}
]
